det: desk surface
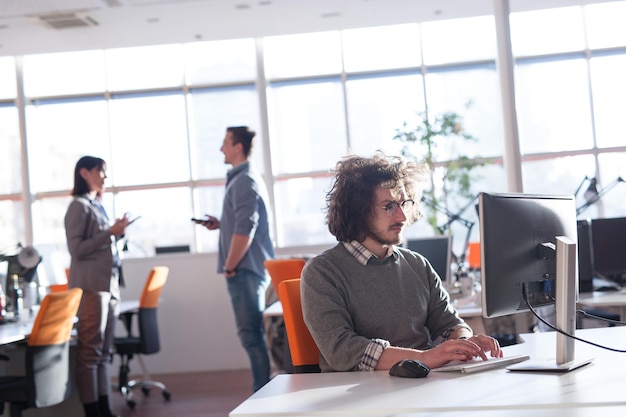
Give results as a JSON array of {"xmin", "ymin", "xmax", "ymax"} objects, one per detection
[
  {"xmin": 0, "ymin": 298, "xmax": 139, "ymax": 346},
  {"xmin": 230, "ymin": 326, "xmax": 626, "ymax": 417}
]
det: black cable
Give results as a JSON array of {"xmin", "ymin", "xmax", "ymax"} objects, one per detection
[
  {"xmin": 544, "ymin": 291, "xmax": 626, "ymax": 326},
  {"xmin": 576, "ymin": 309, "xmax": 626, "ymax": 326},
  {"xmin": 522, "ymin": 284, "xmax": 626, "ymax": 354}
]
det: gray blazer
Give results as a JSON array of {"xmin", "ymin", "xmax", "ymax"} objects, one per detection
[{"xmin": 64, "ymin": 195, "xmax": 120, "ymax": 298}]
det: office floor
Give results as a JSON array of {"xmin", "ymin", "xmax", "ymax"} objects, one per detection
[{"xmin": 110, "ymin": 369, "xmax": 253, "ymax": 417}]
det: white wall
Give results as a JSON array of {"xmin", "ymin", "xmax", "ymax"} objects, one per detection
[{"xmin": 113, "ymin": 244, "xmax": 332, "ymax": 375}]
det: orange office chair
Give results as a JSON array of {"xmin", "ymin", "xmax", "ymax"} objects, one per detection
[
  {"xmin": 0, "ymin": 288, "xmax": 83, "ymax": 417},
  {"xmin": 113, "ymin": 266, "xmax": 171, "ymax": 409},
  {"xmin": 264, "ymin": 258, "xmax": 307, "ymax": 297},
  {"xmin": 467, "ymin": 242, "xmax": 481, "ymax": 270},
  {"xmin": 277, "ymin": 278, "xmax": 320, "ymax": 373}
]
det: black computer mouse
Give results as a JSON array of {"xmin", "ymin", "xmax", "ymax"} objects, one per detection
[{"xmin": 389, "ymin": 359, "xmax": 430, "ymax": 378}]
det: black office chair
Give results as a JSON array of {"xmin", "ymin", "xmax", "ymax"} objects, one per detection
[
  {"xmin": 113, "ymin": 266, "xmax": 171, "ymax": 409},
  {"xmin": 0, "ymin": 288, "xmax": 83, "ymax": 417}
]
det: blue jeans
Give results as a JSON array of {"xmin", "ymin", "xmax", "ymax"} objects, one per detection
[{"xmin": 226, "ymin": 268, "xmax": 270, "ymax": 392}]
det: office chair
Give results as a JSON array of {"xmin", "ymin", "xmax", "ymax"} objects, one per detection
[
  {"xmin": 113, "ymin": 266, "xmax": 171, "ymax": 409},
  {"xmin": 264, "ymin": 258, "xmax": 307, "ymax": 372},
  {"xmin": 0, "ymin": 288, "xmax": 83, "ymax": 417},
  {"xmin": 277, "ymin": 278, "xmax": 320, "ymax": 373},
  {"xmin": 264, "ymin": 258, "xmax": 307, "ymax": 296}
]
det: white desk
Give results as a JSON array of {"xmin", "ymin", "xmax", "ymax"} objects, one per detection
[
  {"xmin": 578, "ymin": 290, "xmax": 626, "ymax": 321},
  {"xmin": 230, "ymin": 326, "xmax": 626, "ymax": 416}
]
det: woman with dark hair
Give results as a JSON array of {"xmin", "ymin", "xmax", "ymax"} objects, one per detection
[{"xmin": 64, "ymin": 156, "xmax": 130, "ymax": 417}]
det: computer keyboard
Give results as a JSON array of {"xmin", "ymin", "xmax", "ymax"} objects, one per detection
[{"xmin": 431, "ymin": 354, "xmax": 530, "ymax": 374}]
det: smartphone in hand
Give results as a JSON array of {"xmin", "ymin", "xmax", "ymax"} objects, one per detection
[{"xmin": 191, "ymin": 217, "xmax": 215, "ymax": 226}]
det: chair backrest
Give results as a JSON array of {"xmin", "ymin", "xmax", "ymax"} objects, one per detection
[
  {"xmin": 467, "ymin": 242, "xmax": 481, "ymax": 270},
  {"xmin": 27, "ymin": 288, "xmax": 83, "ymax": 408},
  {"xmin": 277, "ymin": 278, "xmax": 320, "ymax": 373},
  {"xmin": 138, "ymin": 266, "xmax": 169, "ymax": 354},
  {"xmin": 264, "ymin": 258, "xmax": 306, "ymax": 300}
]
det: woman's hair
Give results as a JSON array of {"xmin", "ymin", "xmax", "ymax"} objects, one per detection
[
  {"xmin": 71, "ymin": 156, "xmax": 106, "ymax": 196},
  {"xmin": 325, "ymin": 152, "xmax": 424, "ymax": 242},
  {"xmin": 227, "ymin": 126, "xmax": 256, "ymax": 157}
]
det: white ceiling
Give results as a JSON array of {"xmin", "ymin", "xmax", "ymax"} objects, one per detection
[{"xmin": 0, "ymin": 0, "xmax": 612, "ymax": 57}]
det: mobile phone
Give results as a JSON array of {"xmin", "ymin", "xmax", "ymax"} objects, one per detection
[{"xmin": 191, "ymin": 217, "xmax": 214, "ymax": 225}]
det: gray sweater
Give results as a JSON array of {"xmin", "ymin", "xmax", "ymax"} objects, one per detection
[{"xmin": 301, "ymin": 243, "xmax": 466, "ymax": 372}]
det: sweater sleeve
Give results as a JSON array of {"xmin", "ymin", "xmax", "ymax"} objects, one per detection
[{"xmin": 301, "ymin": 252, "xmax": 373, "ymax": 372}]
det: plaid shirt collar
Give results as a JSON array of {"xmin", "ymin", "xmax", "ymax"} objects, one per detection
[{"xmin": 342, "ymin": 240, "xmax": 398, "ymax": 266}]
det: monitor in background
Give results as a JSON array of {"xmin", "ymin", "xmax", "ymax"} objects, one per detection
[
  {"xmin": 479, "ymin": 192, "xmax": 592, "ymax": 372},
  {"xmin": 591, "ymin": 217, "xmax": 626, "ymax": 286},
  {"xmin": 406, "ymin": 235, "xmax": 452, "ymax": 282},
  {"xmin": 577, "ymin": 219, "xmax": 594, "ymax": 293}
]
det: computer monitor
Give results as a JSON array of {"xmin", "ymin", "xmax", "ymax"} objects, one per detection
[
  {"xmin": 590, "ymin": 216, "xmax": 626, "ymax": 286},
  {"xmin": 479, "ymin": 192, "xmax": 592, "ymax": 372},
  {"xmin": 577, "ymin": 219, "xmax": 594, "ymax": 293},
  {"xmin": 406, "ymin": 235, "xmax": 452, "ymax": 282}
]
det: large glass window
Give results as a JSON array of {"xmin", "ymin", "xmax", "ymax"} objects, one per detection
[
  {"xmin": 187, "ymin": 85, "xmax": 262, "ymax": 180},
  {"xmin": 23, "ymin": 50, "xmax": 106, "ymax": 96},
  {"xmin": 2, "ymin": 2, "xmax": 626, "ymax": 258},
  {"xmin": 341, "ymin": 24, "xmax": 422, "ymax": 72},
  {"xmin": 105, "ymin": 44, "xmax": 184, "ymax": 91},
  {"xmin": 267, "ymin": 79, "xmax": 347, "ymax": 174},
  {"xmin": 0, "ymin": 106, "xmax": 21, "ymax": 194},
  {"xmin": 589, "ymin": 53, "xmax": 626, "ymax": 148},
  {"xmin": 424, "ymin": 66, "xmax": 503, "ymax": 159},
  {"xmin": 346, "ymin": 73, "xmax": 424, "ymax": 156},
  {"xmin": 515, "ymin": 57, "xmax": 594, "ymax": 154},
  {"xmin": 26, "ymin": 98, "xmax": 111, "ymax": 193},
  {"xmin": 420, "ymin": 16, "xmax": 497, "ymax": 65},
  {"xmin": 0, "ymin": 57, "xmax": 16, "ymax": 99},
  {"xmin": 510, "ymin": 7, "xmax": 586, "ymax": 56},
  {"xmin": 184, "ymin": 38, "xmax": 257, "ymax": 85},
  {"xmin": 0, "ymin": 200, "xmax": 24, "ymax": 249},
  {"xmin": 263, "ymin": 31, "xmax": 342, "ymax": 79},
  {"xmin": 584, "ymin": 1, "xmax": 626, "ymax": 49},
  {"xmin": 108, "ymin": 92, "xmax": 190, "ymax": 185}
]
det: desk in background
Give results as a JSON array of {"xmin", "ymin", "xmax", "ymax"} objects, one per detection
[
  {"xmin": 578, "ymin": 290, "xmax": 626, "ymax": 321},
  {"xmin": 230, "ymin": 326, "xmax": 626, "ymax": 416}
]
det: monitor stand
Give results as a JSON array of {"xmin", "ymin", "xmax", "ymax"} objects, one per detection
[{"xmin": 508, "ymin": 236, "xmax": 593, "ymax": 372}]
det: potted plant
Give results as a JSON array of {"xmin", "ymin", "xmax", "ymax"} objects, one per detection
[{"xmin": 393, "ymin": 106, "xmax": 484, "ymax": 266}]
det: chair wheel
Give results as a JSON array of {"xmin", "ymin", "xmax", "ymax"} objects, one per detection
[
  {"xmin": 141, "ymin": 386, "xmax": 150, "ymax": 396},
  {"xmin": 163, "ymin": 390, "xmax": 171, "ymax": 401},
  {"xmin": 127, "ymin": 399, "xmax": 136, "ymax": 409}
]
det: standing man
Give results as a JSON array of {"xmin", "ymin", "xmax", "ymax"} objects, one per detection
[
  {"xmin": 200, "ymin": 126, "xmax": 275, "ymax": 392},
  {"xmin": 301, "ymin": 152, "xmax": 502, "ymax": 373}
]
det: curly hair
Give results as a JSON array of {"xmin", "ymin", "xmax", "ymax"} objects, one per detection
[{"xmin": 325, "ymin": 152, "xmax": 425, "ymax": 242}]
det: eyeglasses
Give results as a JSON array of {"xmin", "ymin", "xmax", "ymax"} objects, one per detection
[{"xmin": 380, "ymin": 199, "xmax": 415, "ymax": 217}]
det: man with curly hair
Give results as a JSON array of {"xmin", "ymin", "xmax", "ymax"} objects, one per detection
[{"xmin": 301, "ymin": 152, "xmax": 502, "ymax": 372}]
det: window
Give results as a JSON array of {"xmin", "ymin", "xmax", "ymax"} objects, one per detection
[
  {"xmin": 515, "ymin": 57, "xmax": 594, "ymax": 154},
  {"xmin": 23, "ymin": 51, "xmax": 106, "ymax": 96},
  {"xmin": 26, "ymin": 98, "xmax": 110, "ymax": 193},
  {"xmin": 342, "ymin": 24, "xmax": 422, "ymax": 72},
  {"xmin": 263, "ymin": 31, "xmax": 342, "ymax": 79},
  {"xmin": 267, "ymin": 79, "xmax": 347, "ymax": 175},
  {"xmin": 2, "ymin": 2, "xmax": 626, "ymax": 258},
  {"xmin": 0, "ymin": 57, "xmax": 16, "ymax": 99},
  {"xmin": 108, "ymin": 92, "xmax": 190, "ymax": 185}
]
